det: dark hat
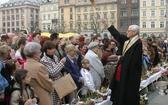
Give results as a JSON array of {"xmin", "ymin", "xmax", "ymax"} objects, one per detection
[{"xmin": 108, "ymin": 55, "xmax": 118, "ymax": 62}]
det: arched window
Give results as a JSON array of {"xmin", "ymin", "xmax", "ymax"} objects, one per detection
[
  {"xmin": 158, "ymin": 33, "xmax": 164, "ymax": 37},
  {"xmin": 150, "ymin": 33, "xmax": 155, "ymax": 37}
]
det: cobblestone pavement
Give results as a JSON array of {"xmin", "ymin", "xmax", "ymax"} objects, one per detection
[{"xmin": 147, "ymin": 90, "xmax": 168, "ymax": 105}]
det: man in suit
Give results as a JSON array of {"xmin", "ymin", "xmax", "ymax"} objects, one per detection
[{"xmin": 101, "ymin": 18, "xmax": 142, "ymax": 105}]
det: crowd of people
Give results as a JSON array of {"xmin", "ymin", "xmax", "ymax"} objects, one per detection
[{"xmin": 0, "ymin": 18, "xmax": 168, "ymax": 105}]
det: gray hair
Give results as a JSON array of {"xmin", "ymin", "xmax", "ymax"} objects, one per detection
[
  {"xmin": 129, "ymin": 25, "xmax": 140, "ymax": 35},
  {"xmin": 84, "ymin": 37, "xmax": 91, "ymax": 43},
  {"xmin": 24, "ymin": 42, "xmax": 41, "ymax": 58}
]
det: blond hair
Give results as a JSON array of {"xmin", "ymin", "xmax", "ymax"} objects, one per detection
[
  {"xmin": 65, "ymin": 44, "xmax": 75, "ymax": 53},
  {"xmin": 0, "ymin": 44, "xmax": 11, "ymax": 59},
  {"xmin": 81, "ymin": 59, "xmax": 90, "ymax": 64}
]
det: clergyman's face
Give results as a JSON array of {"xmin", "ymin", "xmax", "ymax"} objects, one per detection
[{"xmin": 126, "ymin": 27, "xmax": 136, "ymax": 38}]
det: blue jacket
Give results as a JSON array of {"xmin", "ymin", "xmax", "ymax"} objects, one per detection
[
  {"xmin": 0, "ymin": 60, "xmax": 9, "ymax": 93},
  {"xmin": 64, "ymin": 56, "xmax": 82, "ymax": 89}
]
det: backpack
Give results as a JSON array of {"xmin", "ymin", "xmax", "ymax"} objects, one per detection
[{"xmin": 10, "ymin": 87, "xmax": 24, "ymax": 105}]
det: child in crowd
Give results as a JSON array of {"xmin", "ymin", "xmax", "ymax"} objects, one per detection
[
  {"xmin": 2, "ymin": 59, "xmax": 20, "ymax": 104},
  {"xmin": 10, "ymin": 69, "xmax": 39, "ymax": 105},
  {"xmin": 80, "ymin": 59, "xmax": 95, "ymax": 95}
]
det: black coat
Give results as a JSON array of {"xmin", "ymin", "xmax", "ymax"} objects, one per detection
[{"xmin": 108, "ymin": 25, "xmax": 142, "ymax": 105}]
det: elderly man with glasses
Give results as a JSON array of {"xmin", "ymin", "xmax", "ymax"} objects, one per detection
[{"xmin": 101, "ymin": 18, "xmax": 142, "ymax": 105}]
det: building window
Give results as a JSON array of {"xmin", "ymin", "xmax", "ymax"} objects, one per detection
[
  {"xmin": 104, "ymin": 13, "xmax": 107, "ymax": 19},
  {"xmin": 78, "ymin": 15, "xmax": 81, "ymax": 20},
  {"xmin": 84, "ymin": 15, "xmax": 87, "ymax": 20},
  {"xmin": 142, "ymin": 22, "xmax": 146, "ymax": 28},
  {"xmin": 143, "ymin": 1, "xmax": 146, "ymax": 7},
  {"xmin": 21, "ymin": 21, "xmax": 24, "ymax": 26},
  {"xmin": 7, "ymin": 28, "xmax": 10, "ymax": 32},
  {"xmin": 78, "ymin": 7, "xmax": 80, "ymax": 12},
  {"xmin": 11, "ymin": 9, "xmax": 14, "ymax": 14},
  {"xmin": 84, "ymin": 24, "xmax": 87, "ymax": 29},
  {"xmin": 84, "ymin": 7, "xmax": 87, "ymax": 12},
  {"xmin": 132, "ymin": 0, "xmax": 137, "ymax": 3},
  {"xmin": 3, "ymin": 22, "xmax": 5, "ymax": 27},
  {"xmin": 97, "ymin": 23, "xmax": 100, "ymax": 29},
  {"xmin": 121, "ymin": 8, "xmax": 127, "ymax": 17},
  {"xmin": 78, "ymin": 24, "xmax": 81, "ymax": 30},
  {"xmin": 53, "ymin": 14, "xmax": 56, "ymax": 19},
  {"xmin": 2, "ymin": 10, "xmax": 5, "ymax": 14},
  {"xmin": 7, "ymin": 16, "xmax": 10, "ymax": 20},
  {"xmin": 70, "ymin": 23, "xmax": 73, "ymax": 30},
  {"xmin": 11, "ymin": 15, "xmax": 14, "ymax": 20},
  {"xmin": 121, "ymin": 0, "xmax": 126, "ymax": 3},
  {"xmin": 70, "ymin": 8, "xmax": 72, "ymax": 12},
  {"xmin": 151, "ymin": 0, "xmax": 155, "ymax": 6},
  {"xmin": 151, "ymin": 11, "xmax": 155, "ymax": 16},
  {"xmin": 31, "ymin": 8, "xmax": 34, "ymax": 13},
  {"xmin": 132, "ymin": 19, "xmax": 138, "ymax": 25},
  {"xmin": 3, "ymin": 16, "xmax": 5, "ymax": 21},
  {"xmin": 36, "ymin": 9, "xmax": 38, "ymax": 13},
  {"xmin": 7, "ymin": 10, "xmax": 9, "ymax": 14},
  {"xmin": 111, "ymin": 12, "xmax": 115, "ymax": 19},
  {"xmin": 61, "ymin": 15, "xmax": 64, "ymax": 20},
  {"xmin": 70, "ymin": 14, "xmax": 73, "ymax": 19},
  {"xmin": 16, "ymin": 28, "xmax": 19, "ymax": 32},
  {"xmin": 97, "ymin": 6, "xmax": 101, "ymax": 11},
  {"xmin": 143, "ymin": 11, "xmax": 146, "ymax": 16},
  {"xmin": 43, "ymin": 25, "xmax": 46, "ymax": 30},
  {"xmin": 160, "ymin": 22, "xmax": 164, "ymax": 28},
  {"xmin": 104, "ymin": 4, "xmax": 107, "ymax": 10},
  {"xmin": 111, "ymin": 4, "xmax": 115, "ymax": 10},
  {"xmin": 7, "ymin": 22, "xmax": 10, "ymax": 26},
  {"xmin": 48, "ymin": 14, "xmax": 50, "ymax": 20},
  {"xmin": 131, "ymin": 8, "xmax": 138, "ymax": 16},
  {"xmin": 61, "ymin": 8, "xmax": 64, "ymax": 13},
  {"xmin": 36, "ymin": 15, "xmax": 39, "ymax": 20},
  {"xmin": 64, "ymin": 0, "xmax": 69, "ymax": 4},
  {"xmin": 17, "ymin": 21, "xmax": 19, "ymax": 26},
  {"xmin": 3, "ymin": 29, "xmax": 6, "ymax": 33},
  {"xmin": 21, "ymin": 14, "xmax": 24, "ymax": 19},
  {"xmin": 90, "ymin": 6, "xmax": 94, "ymax": 11},
  {"xmin": 43, "ymin": 15, "xmax": 46, "ymax": 20},
  {"xmin": 12, "ymin": 22, "xmax": 14, "ymax": 26},
  {"xmin": 16, "ymin": 15, "xmax": 19, "ymax": 20},
  {"xmin": 97, "ymin": 14, "xmax": 100, "ymax": 19},
  {"xmin": 31, "ymin": 14, "xmax": 34, "ymax": 19},
  {"xmin": 160, "ymin": 10, "xmax": 164, "ymax": 16},
  {"xmin": 12, "ymin": 28, "xmax": 15, "ymax": 32},
  {"xmin": 160, "ymin": 0, "xmax": 164, "ymax": 5},
  {"xmin": 16, "ymin": 8, "xmax": 19, "ymax": 13},
  {"xmin": 48, "ymin": 25, "xmax": 50, "ymax": 30},
  {"xmin": 21, "ymin": 8, "xmax": 24, "ymax": 13},
  {"xmin": 90, "ymin": 14, "xmax": 94, "ymax": 20},
  {"xmin": 120, "ymin": 20, "xmax": 127, "ymax": 28},
  {"xmin": 91, "ymin": 24, "xmax": 94, "ymax": 29},
  {"xmin": 151, "ymin": 22, "xmax": 155, "ymax": 28},
  {"xmin": 31, "ymin": 21, "xmax": 34, "ymax": 26}
]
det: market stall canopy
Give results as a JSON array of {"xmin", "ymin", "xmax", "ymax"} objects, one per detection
[{"xmin": 41, "ymin": 32, "xmax": 80, "ymax": 38}]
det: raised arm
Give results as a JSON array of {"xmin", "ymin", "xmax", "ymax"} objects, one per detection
[{"xmin": 100, "ymin": 18, "xmax": 129, "ymax": 45}]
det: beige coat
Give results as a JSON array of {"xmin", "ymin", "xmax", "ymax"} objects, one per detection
[{"xmin": 24, "ymin": 58, "xmax": 54, "ymax": 105}]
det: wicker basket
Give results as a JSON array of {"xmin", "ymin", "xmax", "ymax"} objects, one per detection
[{"xmin": 76, "ymin": 87, "xmax": 95, "ymax": 105}]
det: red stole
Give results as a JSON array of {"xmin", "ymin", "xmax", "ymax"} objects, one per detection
[{"xmin": 116, "ymin": 64, "xmax": 122, "ymax": 81}]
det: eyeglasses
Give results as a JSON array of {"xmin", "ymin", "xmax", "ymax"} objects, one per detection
[{"xmin": 127, "ymin": 30, "xmax": 135, "ymax": 32}]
